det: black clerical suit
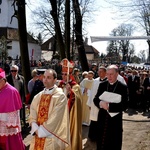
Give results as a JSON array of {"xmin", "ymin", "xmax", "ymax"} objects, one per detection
[
  {"xmin": 142, "ymin": 77, "xmax": 150, "ymax": 111},
  {"xmin": 94, "ymin": 80, "xmax": 128, "ymax": 150},
  {"xmin": 127, "ymin": 75, "xmax": 140, "ymax": 109}
]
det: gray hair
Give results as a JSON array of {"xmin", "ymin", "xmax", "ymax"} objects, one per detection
[
  {"xmin": 11, "ymin": 65, "xmax": 19, "ymax": 71},
  {"xmin": 99, "ymin": 65, "xmax": 106, "ymax": 72},
  {"xmin": 106, "ymin": 65, "xmax": 118, "ymax": 73}
]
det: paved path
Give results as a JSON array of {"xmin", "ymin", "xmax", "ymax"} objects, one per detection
[{"xmin": 23, "ymin": 110, "xmax": 150, "ymax": 150}]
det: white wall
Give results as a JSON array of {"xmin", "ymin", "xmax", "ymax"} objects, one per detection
[
  {"xmin": 41, "ymin": 51, "xmax": 53, "ymax": 61},
  {"xmin": 86, "ymin": 54, "xmax": 94, "ymax": 60},
  {"xmin": 8, "ymin": 41, "xmax": 41, "ymax": 61},
  {"xmin": 0, "ymin": 0, "xmax": 18, "ymax": 28},
  {"xmin": 28, "ymin": 43, "xmax": 41, "ymax": 61}
]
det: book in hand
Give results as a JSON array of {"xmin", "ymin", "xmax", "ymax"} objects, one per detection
[
  {"xmin": 99, "ymin": 91, "xmax": 121, "ymax": 117},
  {"xmin": 99, "ymin": 91, "xmax": 121, "ymax": 103}
]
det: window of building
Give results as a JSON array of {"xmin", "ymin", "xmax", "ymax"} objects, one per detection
[
  {"xmin": 49, "ymin": 42, "xmax": 51, "ymax": 49},
  {"xmin": 0, "ymin": 0, "xmax": 2, "ymax": 5}
]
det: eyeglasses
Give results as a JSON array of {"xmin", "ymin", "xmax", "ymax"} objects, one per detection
[
  {"xmin": 62, "ymin": 73, "xmax": 67, "ymax": 76},
  {"xmin": 11, "ymin": 70, "xmax": 17, "ymax": 72}
]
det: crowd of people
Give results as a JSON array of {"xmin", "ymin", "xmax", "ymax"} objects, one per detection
[{"xmin": 0, "ymin": 59, "xmax": 150, "ymax": 150}]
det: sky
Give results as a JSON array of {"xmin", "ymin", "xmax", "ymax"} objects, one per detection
[{"xmin": 26, "ymin": 0, "xmax": 149, "ymax": 57}]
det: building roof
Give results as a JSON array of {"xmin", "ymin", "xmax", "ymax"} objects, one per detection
[
  {"xmin": 41, "ymin": 37, "xmax": 55, "ymax": 51},
  {"xmin": 84, "ymin": 44, "xmax": 99, "ymax": 54},
  {"xmin": 0, "ymin": 27, "xmax": 38, "ymax": 43},
  {"xmin": 41, "ymin": 36, "xmax": 99, "ymax": 55}
]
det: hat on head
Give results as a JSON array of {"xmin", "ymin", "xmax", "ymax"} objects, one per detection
[
  {"xmin": 92, "ymin": 63, "xmax": 97, "ymax": 66},
  {"xmin": 82, "ymin": 71, "xmax": 88, "ymax": 76},
  {"xmin": 37, "ymin": 69, "xmax": 46, "ymax": 75},
  {"xmin": 73, "ymin": 68, "xmax": 80, "ymax": 74},
  {"xmin": 142, "ymin": 71, "xmax": 147, "ymax": 75},
  {"xmin": 0, "ymin": 68, "xmax": 5, "ymax": 79},
  {"xmin": 60, "ymin": 58, "xmax": 74, "ymax": 74},
  {"xmin": 99, "ymin": 65, "xmax": 106, "ymax": 70}
]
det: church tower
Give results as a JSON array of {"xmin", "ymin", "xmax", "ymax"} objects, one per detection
[{"xmin": 0, "ymin": 0, "xmax": 18, "ymax": 29}]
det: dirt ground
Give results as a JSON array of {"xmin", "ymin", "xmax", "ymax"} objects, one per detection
[
  {"xmin": 122, "ymin": 109, "xmax": 150, "ymax": 150},
  {"xmin": 82, "ymin": 109, "xmax": 150, "ymax": 150},
  {"xmin": 23, "ymin": 109, "xmax": 150, "ymax": 150}
]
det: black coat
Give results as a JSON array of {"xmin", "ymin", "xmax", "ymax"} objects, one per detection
[
  {"xmin": 143, "ymin": 77, "xmax": 150, "ymax": 96},
  {"xmin": 6, "ymin": 74, "xmax": 26, "ymax": 124},
  {"xmin": 94, "ymin": 80, "xmax": 128, "ymax": 150},
  {"xmin": 28, "ymin": 79, "xmax": 44, "ymax": 104},
  {"xmin": 127, "ymin": 75, "xmax": 140, "ymax": 93}
]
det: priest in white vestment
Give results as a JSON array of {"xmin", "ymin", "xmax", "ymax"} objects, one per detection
[
  {"xmin": 87, "ymin": 66, "xmax": 107, "ymax": 141},
  {"xmin": 28, "ymin": 69, "xmax": 70, "ymax": 150},
  {"xmin": 80, "ymin": 71, "xmax": 94, "ymax": 126}
]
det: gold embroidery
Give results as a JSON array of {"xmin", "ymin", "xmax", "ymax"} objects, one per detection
[{"xmin": 34, "ymin": 94, "xmax": 51, "ymax": 150}]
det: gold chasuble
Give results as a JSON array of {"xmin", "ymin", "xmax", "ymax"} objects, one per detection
[
  {"xmin": 82, "ymin": 92, "xmax": 90, "ymax": 125},
  {"xmin": 66, "ymin": 84, "xmax": 82, "ymax": 150},
  {"xmin": 34, "ymin": 94, "xmax": 51, "ymax": 150},
  {"xmin": 80, "ymin": 79, "xmax": 94, "ymax": 125},
  {"xmin": 29, "ymin": 86, "xmax": 70, "ymax": 150},
  {"xmin": 59, "ymin": 58, "xmax": 82, "ymax": 150}
]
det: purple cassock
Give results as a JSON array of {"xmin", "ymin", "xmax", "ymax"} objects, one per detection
[
  {"xmin": 0, "ymin": 83, "xmax": 25, "ymax": 150},
  {"xmin": 0, "ymin": 83, "xmax": 22, "ymax": 112}
]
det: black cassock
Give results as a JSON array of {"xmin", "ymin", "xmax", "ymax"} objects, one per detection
[{"xmin": 94, "ymin": 80, "xmax": 128, "ymax": 150}]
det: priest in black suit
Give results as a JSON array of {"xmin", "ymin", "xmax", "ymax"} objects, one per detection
[
  {"xmin": 93, "ymin": 65, "xmax": 128, "ymax": 150},
  {"xmin": 142, "ymin": 75, "xmax": 150, "ymax": 112},
  {"xmin": 127, "ymin": 70, "xmax": 140, "ymax": 109}
]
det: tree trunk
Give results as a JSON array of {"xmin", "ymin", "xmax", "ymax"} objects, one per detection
[
  {"xmin": 17, "ymin": 0, "xmax": 31, "ymax": 93},
  {"xmin": 147, "ymin": 40, "xmax": 150, "ymax": 63},
  {"xmin": 65, "ymin": 0, "xmax": 70, "ymax": 60},
  {"xmin": 122, "ymin": 49, "xmax": 127, "ymax": 62},
  {"xmin": 72, "ymin": 0, "xmax": 89, "ymax": 71},
  {"xmin": 49, "ymin": 0, "xmax": 66, "ymax": 59}
]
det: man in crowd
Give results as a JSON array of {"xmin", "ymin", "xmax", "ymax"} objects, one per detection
[
  {"xmin": 6, "ymin": 65, "xmax": 26, "ymax": 127},
  {"xmin": 127, "ymin": 70, "xmax": 140, "ymax": 109},
  {"xmin": 80, "ymin": 71, "xmax": 94, "ymax": 126},
  {"xmin": 27, "ymin": 69, "xmax": 38, "ymax": 94},
  {"xmin": 28, "ymin": 69, "xmax": 45, "ymax": 104},
  {"xmin": 29, "ymin": 69, "xmax": 70, "ymax": 150},
  {"xmin": 90, "ymin": 63, "xmax": 98, "ymax": 79},
  {"xmin": 6, "ymin": 65, "xmax": 25, "ymax": 103},
  {"xmin": 87, "ymin": 66, "xmax": 107, "ymax": 142},
  {"xmin": 93, "ymin": 65, "xmax": 128, "ymax": 150},
  {"xmin": 142, "ymin": 72, "xmax": 150, "ymax": 112}
]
